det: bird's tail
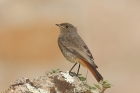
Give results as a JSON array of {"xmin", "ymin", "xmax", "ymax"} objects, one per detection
[{"xmin": 80, "ymin": 59, "xmax": 103, "ymax": 82}]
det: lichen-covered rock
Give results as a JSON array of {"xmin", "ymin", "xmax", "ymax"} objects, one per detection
[{"xmin": 2, "ymin": 71, "xmax": 97, "ymax": 93}]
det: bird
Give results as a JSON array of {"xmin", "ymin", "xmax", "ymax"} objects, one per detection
[{"xmin": 56, "ymin": 23, "xmax": 103, "ymax": 82}]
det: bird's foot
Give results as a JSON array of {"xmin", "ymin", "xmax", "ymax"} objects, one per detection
[{"xmin": 69, "ymin": 71, "xmax": 77, "ymax": 77}]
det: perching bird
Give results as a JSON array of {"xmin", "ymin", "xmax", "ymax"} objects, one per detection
[{"xmin": 56, "ymin": 23, "xmax": 103, "ymax": 82}]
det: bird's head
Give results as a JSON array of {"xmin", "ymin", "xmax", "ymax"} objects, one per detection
[{"xmin": 56, "ymin": 23, "xmax": 77, "ymax": 34}]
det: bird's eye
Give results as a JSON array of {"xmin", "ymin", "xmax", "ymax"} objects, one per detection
[{"xmin": 66, "ymin": 26, "xmax": 69, "ymax": 28}]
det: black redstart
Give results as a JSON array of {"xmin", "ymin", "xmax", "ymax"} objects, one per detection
[{"xmin": 56, "ymin": 23, "xmax": 103, "ymax": 82}]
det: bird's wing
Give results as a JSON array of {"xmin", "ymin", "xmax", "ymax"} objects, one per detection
[{"xmin": 58, "ymin": 34, "xmax": 98, "ymax": 68}]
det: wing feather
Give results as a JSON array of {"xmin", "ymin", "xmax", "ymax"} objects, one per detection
[{"xmin": 59, "ymin": 33, "xmax": 98, "ymax": 68}]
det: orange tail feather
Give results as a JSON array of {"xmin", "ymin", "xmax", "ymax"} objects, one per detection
[{"xmin": 80, "ymin": 59, "xmax": 103, "ymax": 82}]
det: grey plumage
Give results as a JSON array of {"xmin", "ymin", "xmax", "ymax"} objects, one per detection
[{"xmin": 56, "ymin": 23, "xmax": 103, "ymax": 82}]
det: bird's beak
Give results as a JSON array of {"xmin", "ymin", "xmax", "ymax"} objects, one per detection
[{"xmin": 55, "ymin": 24, "xmax": 61, "ymax": 27}]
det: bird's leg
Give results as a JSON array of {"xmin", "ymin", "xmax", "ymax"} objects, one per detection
[
  {"xmin": 76, "ymin": 64, "xmax": 80, "ymax": 76},
  {"xmin": 69, "ymin": 63, "xmax": 77, "ymax": 72},
  {"xmin": 69, "ymin": 63, "xmax": 77, "ymax": 76}
]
